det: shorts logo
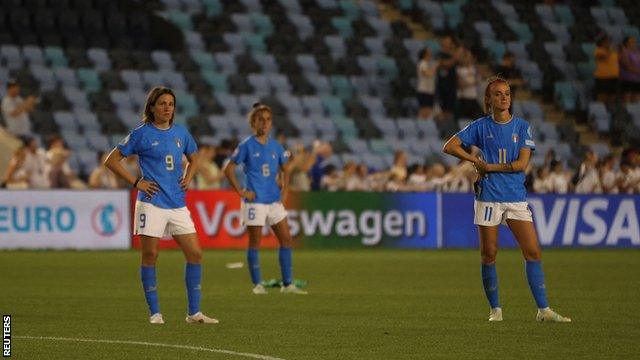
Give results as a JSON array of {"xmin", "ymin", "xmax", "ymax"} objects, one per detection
[{"xmin": 91, "ymin": 203, "xmax": 123, "ymax": 237}]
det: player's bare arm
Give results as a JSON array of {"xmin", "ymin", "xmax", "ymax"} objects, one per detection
[
  {"xmin": 223, "ymin": 160, "xmax": 255, "ymax": 201},
  {"xmin": 485, "ymin": 148, "xmax": 532, "ymax": 173},
  {"xmin": 104, "ymin": 147, "xmax": 159, "ymax": 196},
  {"xmin": 180, "ymin": 152, "xmax": 199, "ymax": 191}
]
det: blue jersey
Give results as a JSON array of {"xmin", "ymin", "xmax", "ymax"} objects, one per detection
[
  {"xmin": 456, "ymin": 115, "xmax": 535, "ymax": 202},
  {"xmin": 118, "ymin": 123, "xmax": 197, "ymax": 209},
  {"xmin": 230, "ymin": 136, "xmax": 290, "ymax": 204}
]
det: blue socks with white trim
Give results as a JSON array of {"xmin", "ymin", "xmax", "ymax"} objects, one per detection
[
  {"xmin": 247, "ymin": 248, "xmax": 262, "ymax": 285},
  {"xmin": 185, "ymin": 263, "xmax": 202, "ymax": 316},
  {"xmin": 526, "ymin": 260, "xmax": 549, "ymax": 309},
  {"xmin": 279, "ymin": 247, "xmax": 293, "ymax": 286},
  {"xmin": 481, "ymin": 263, "xmax": 500, "ymax": 308},
  {"xmin": 140, "ymin": 266, "xmax": 159, "ymax": 315}
]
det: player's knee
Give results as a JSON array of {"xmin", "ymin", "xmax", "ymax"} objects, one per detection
[
  {"xmin": 481, "ymin": 250, "xmax": 497, "ymax": 264},
  {"xmin": 524, "ymin": 249, "xmax": 541, "ymax": 261},
  {"xmin": 141, "ymin": 250, "xmax": 158, "ymax": 266},
  {"xmin": 278, "ymin": 235, "xmax": 292, "ymax": 247},
  {"xmin": 187, "ymin": 249, "xmax": 202, "ymax": 264}
]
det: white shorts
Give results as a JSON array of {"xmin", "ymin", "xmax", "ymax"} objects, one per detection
[
  {"xmin": 474, "ymin": 200, "xmax": 533, "ymax": 226},
  {"xmin": 242, "ymin": 201, "xmax": 288, "ymax": 227},
  {"xmin": 134, "ymin": 201, "xmax": 196, "ymax": 237}
]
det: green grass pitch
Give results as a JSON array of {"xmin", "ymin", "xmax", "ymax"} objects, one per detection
[{"xmin": 1, "ymin": 249, "xmax": 639, "ymax": 359}]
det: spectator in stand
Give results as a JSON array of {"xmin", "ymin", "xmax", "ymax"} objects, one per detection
[
  {"xmin": 194, "ymin": 143, "xmax": 223, "ymax": 190},
  {"xmin": 214, "ymin": 139, "xmax": 233, "ymax": 168},
  {"xmin": 88, "ymin": 152, "xmax": 119, "ymax": 189},
  {"xmin": 456, "ymin": 47, "xmax": 482, "ymax": 119},
  {"xmin": 46, "ymin": 135, "xmax": 85, "ymax": 189},
  {"xmin": 1, "ymin": 79, "xmax": 37, "ymax": 137},
  {"xmin": 548, "ymin": 160, "xmax": 570, "ymax": 194},
  {"xmin": 619, "ymin": 36, "xmax": 640, "ymax": 102},
  {"xmin": 532, "ymin": 167, "xmax": 553, "ymax": 193},
  {"xmin": 436, "ymin": 34, "xmax": 459, "ymax": 121},
  {"xmin": 342, "ymin": 161, "xmax": 361, "ymax": 191},
  {"xmin": 354, "ymin": 163, "xmax": 373, "ymax": 191},
  {"xmin": 309, "ymin": 140, "xmax": 333, "ymax": 190},
  {"xmin": 288, "ymin": 143, "xmax": 314, "ymax": 191},
  {"xmin": 320, "ymin": 164, "xmax": 340, "ymax": 191},
  {"xmin": 48, "ymin": 147, "xmax": 72, "ymax": 188},
  {"xmin": 619, "ymin": 159, "xmax": 640, "ymax": 193},
  {"xmin": 22, "ymin": 135, "xmax": 50, "ymax": 189},
  {"xmin": 1, "ymin": 141, "xmax": 29, "ymax": 189},
  {"xmin": 494, "ymin": 52, "xmax": 523, "ymax": 99},
  {"xmin": 599, "ymin": 154, "xmax": 619, "ymax": 194},
  {"xmin": 406, "ymin": 163, "xmax": 427, "ymax": 190},
  {"xmin": 389, "ymin": 150, "xmax": 408, "ymax": 182},
  {"xmin": 593, "ymin": 35, "xmax": 619, "ymax": 104},
  {"xmin": 416, "ymin": 47, "xmax": 437, "ymax": 119},
  {"xmin": 574, "ymin": 150, "xmax": 602, "ymax": 193}
]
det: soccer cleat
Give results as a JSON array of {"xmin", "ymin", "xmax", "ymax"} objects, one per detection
[
  {"xmin": 252, "ymin": 284, "xmax": 268, "ymax": 294},
  {"xmin": 185, "ymin": 312, "xmax": 219, "ymax": 324},
  {"xmin": 280, "ymin": 284, "xmax": 308, "ymax": 295},
  {"xmin": 149, "ymin": 313, "xmax": 164, "ymax": 324},
  {"xmin": 488, "ymin": 307, "xmax": 503, "ymax": 322},
  {"xmin": 536, "ymin": 308, "xmax": 571, "ymax": 323}
]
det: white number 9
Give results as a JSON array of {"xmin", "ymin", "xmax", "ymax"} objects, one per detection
[{"xmin": 165, "ymin": 155, "xmax": 174, "ymax": 170}]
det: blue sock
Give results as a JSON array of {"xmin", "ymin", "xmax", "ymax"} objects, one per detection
[
  {"xmin": 140, "ymin": 266, "xmax": 159, "ymax": 315},
  {"xmin": 185, "ymin": 263, "xmax": 201, "ymax": 316},
  {"xmin": 481, "ymin": 263, "xmax": 500, "ymax": 308},
  {"xmin": 526, "ymin": 260, "xmax": 549, "ymax": 309},
  {"xmin": 247, "ymin": 248, "xmax": 262, "ymax": 285},
  {"xmin": 279, "ymin": 247, "xmax": 292, "ymax": 286}
]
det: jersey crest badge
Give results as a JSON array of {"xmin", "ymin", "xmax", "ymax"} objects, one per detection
[
  {"xmin": 175, "ymin": 138, "xmax": 181, "ymax": 148},
  {"xmin": 512, "ymin": 134, "xmax": 519, "ymax": 143}
]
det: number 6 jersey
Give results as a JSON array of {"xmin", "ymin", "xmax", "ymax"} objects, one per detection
[
  {"xmin": 118, "ymin": 123, "xmax": 197, "ymax": 208},
  {"xmin": 230, "ymin": 136, "xmax": 290, "ymax": 204}
]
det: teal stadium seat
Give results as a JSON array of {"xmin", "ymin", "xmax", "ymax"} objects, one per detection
[
  {"xmin": 339, "ymin": 0, "xmax": 360, "ymax": 20},
  {"xmin": 331, "ymin": 17, "xmax": 354, "ymax": 39},
  {"xmin": 44, "ymin": 46, "xmax": 68, "ymax": 68},
  {"xmin": 202, "ymin": 71, "xmax": 229, "ymax": 93}
]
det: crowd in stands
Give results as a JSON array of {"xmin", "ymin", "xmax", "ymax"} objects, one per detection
[
  {"xmin": 1, "ymin": 2, "xmax": 639, "ymax": 195},
  {"xmin": 3, "ymin": 126, "xmax": 640, "ymax": 194}
]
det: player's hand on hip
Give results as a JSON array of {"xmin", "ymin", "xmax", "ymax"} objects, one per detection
[
  {"xmin": 473, "ymin": 158, "xmax": 488, "ymax": 176},
  {"xmin": 137, "ymin": 179, "xmax": 159, "ymax": 197},
  {"xmin": 179, "ymin": 177, "xmax": 190, "ymax": 191},
  {"xmin": 242, "ymin": 190, "xmax": 256, "ymax": 201}
]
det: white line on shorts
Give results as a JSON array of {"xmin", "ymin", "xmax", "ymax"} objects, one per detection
[{"xmin": 16, "ymin": 335, "xmax": 286, "ymax": 360}]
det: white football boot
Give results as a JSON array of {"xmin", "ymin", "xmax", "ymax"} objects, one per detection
[
  {"xmin": 536, "ymin": 308, "xmax": 571, "ymax": 323},
  {"xmin": 185, "ymin": 312, "xmax": 219, "ymax": 324},
  {"xmin": 488, "ymin": 307, "xmax": 503, "ymax": 322}
]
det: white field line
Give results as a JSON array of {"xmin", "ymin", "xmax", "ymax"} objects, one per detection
[{"xmin": 16, "ymin": 336, "xmax": 286, "ymax": 360}]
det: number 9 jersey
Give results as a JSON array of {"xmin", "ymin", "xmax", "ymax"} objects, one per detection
[
  {"xmin": 118, "ymin": 123, "xmax": 197, "ymax": 209},
  {"xmin": 230, "ymin": 136, "xmax": 291, "ymax": 204}
]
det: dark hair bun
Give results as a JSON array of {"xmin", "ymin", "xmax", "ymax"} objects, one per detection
[{"xmin": 252, "ymin": 102, "xmax": 262, "ymax": 108}]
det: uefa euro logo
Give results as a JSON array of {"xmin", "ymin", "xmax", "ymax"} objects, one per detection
[{"xmin": 91, "ymin": 203, "xmax": 122, "ymax": 237}]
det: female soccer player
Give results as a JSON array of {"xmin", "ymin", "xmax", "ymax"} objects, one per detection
[
  {"xmin": 442, "ymin": 77, "xmax": 570, "ymax": 323},
  {"xmin": 105, "ymin": 86, "xmax": 218, "ymax": 324},
  {"xmin": 223, "ymin": 102, "xmax": 307, "ymax": 295}
]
